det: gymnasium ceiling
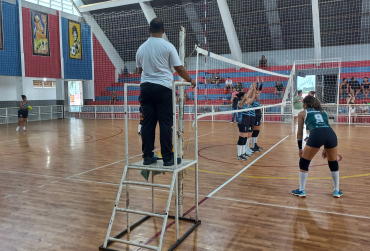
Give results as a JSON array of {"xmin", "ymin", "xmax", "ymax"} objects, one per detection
[{"xmin": 79, "ymin": 0, "xmax": 369, "ymax": 61}]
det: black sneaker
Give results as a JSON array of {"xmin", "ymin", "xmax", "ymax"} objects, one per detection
[
  {"xmin": 251, "ymin": 146, "xmax": 260, "ymax": 152},
  {"xmin": 143, "ymin": 155, "xmax": 158, "ymax": 165},
  {"xmin": 163, "ymin": 157, "xmax": 182, "ymax": 166},
  {"xmin": 255, "ymin": 144, "xmax": 263, "ymax": 150},
  {"xmin": 237, "ymin": 155, "xmax": 247, "ymax": 160}
]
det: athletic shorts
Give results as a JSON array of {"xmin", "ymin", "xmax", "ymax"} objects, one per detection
[
  {"xmin": 294, "ymin": 109, "xmax": 303, "ymax": 117},
  {"xmin": 254, "ymin": 115, "xmax": 261, "ymax": 126},
  {"xmin": 248, "ymin": 116, "xmax": 255, "ymax": 132},
  {"xmin": 306, "ymin": 127, "xmax": 338, "ymax": 149},
  {"xmin": 238, "ymin": 115, "xmax": 250, "ymax": 133},
  {"xmin": 18, "ymin": 109, "xmax": 28, "ymax": 118}
]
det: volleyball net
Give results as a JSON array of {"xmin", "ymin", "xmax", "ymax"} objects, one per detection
[{"xmin": 191, "ymin": 45, "xmax": 293, "ymax": 126}]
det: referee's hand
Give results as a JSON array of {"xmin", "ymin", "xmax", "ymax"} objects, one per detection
[{"xmin": 190, "ymin": 79, "xmax": 197, "ymax": 87}]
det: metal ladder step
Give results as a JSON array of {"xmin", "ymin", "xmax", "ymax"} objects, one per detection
[
  {"xmin": 128, "ymin": 166, "xmax": 176, "ymax": 172},
  {"xmin": 122, "ymin": 181, "xmax": 171, "ymax": 189},
  {"xmin": 116, "ymin": 208, "xmax": 166, "ymax": 218},
  {"xmin": 108, "ymin": 237, "xmax": 158, "ymax": 250}
]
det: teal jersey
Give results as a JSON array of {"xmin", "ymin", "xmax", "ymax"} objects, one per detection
[{"xmin": 304, "ymin": 108, "xmax": 330, "ymax": 132}]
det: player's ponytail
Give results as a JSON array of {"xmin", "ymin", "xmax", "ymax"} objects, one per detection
[{"xmin": 303, "ymin": 95, "xmax": 323, "ymax": 112}]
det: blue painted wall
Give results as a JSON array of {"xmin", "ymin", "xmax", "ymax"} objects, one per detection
[
  {"xmin": 62, "ymin": 17, "xmax": 92, "ymax": 80},
  {"xmin": 0, "ymin": 1, "xmax": 22, "ymax": 76}
]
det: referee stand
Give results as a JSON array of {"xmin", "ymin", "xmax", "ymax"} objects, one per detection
[{"xmin": 99, "ymin": 81, "xmax": 200, "ymax": 251}]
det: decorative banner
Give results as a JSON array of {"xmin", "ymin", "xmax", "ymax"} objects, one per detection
[
  {"xmin": 31, "ymin": 10, "xmax": 50, "ymax": 56},
  {"xmin": 68, "ymin": 20, "xmax": 82, "ymax": 60},
  {"xmin": 0, "ymin": 0, "xmax": 3, "ymax": 50}
]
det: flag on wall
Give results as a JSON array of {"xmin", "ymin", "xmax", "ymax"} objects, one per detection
[
  {"xmin": 0, "ymin": 0, "xmax": 3, "ymax": 51},
  {"xmin": 68, "ymin": 20, "xmax": 82, "ymax": 60},
  {"xmin": 31, "ymin": 10, "xmax": 50, "ymax": 56}
]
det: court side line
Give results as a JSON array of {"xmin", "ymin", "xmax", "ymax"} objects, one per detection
[
  {"xmin": 136, "ymin": 134, "xmax": 290, "ymax": 250},
  {"xmin": 208, "ymin": 135, "xmax": 290, "ymax": 197}
]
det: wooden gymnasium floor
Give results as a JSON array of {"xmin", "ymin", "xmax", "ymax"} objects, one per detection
[{"xmin": 1, "ymin": 118, "xmax": 370, "ymax": 251}]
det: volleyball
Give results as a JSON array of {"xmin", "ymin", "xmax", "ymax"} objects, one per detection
[{"xmin": 28, "ymin": 106, "xmax": 32, "ymax": 111}]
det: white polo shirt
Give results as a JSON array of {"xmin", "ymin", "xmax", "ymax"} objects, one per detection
[{"xmin": 136, "ymin": 37, "xmax": 182, "ymax": 89}]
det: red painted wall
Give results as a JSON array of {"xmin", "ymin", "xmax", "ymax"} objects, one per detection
[
  {"xmin": 93, "ymin": 34, "xmax": 116, "ymax": 97},
  {"xmin": 23, "ymin": 8, "xmax": 61, "ymax": 78}
]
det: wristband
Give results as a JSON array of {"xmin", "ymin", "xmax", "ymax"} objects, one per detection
[
  {"xmin": 297, "ymin": 139, "xmax": 302, "ymax": 150},
  {"xmin": 187, "ymin": 78, "xmax": 192, "ymax": 82}
]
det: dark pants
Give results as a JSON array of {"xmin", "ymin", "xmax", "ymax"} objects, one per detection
[
  {"xmin": 139, "ymin": 82, "xmax": 173, "ymax": 162},
  {"xmin": 231, "ymin": 107, "xmax": 237, "ymax": 122}
]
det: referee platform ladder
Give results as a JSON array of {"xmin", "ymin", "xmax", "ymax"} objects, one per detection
[{"xmin": 100, "ymin": 82, "xmax": 200, "ymax": 251}]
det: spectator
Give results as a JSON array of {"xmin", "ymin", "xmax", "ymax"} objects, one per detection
[
  {"xmin": 224, "ymin": 77, "xmax": 233, "ymax": 92},
  {"xmin": 339, "ymin": 78, "xmax": 349, "ymax": 99},
  {"xmin": 293, "ymin": 90, "xmax": 303, "ymax": 128},
  {"xmin": 349, "ymin": 76, "xmax": 361, "ymax": 98},
  {"xmin": 235, "ymin": 82, "xmax": 243, "ymax": 92},
  {"xmin": 259, "ymin": 55, "xmax": 267, "ymax": 69},
  {"xmin": 274, "ymin": 81, "xmax": 284, "ymax": 99},
  {"xmin": 360, "ymin": 101, "xmax": 369, "ymax": 114},
  {"xmin": 230, "ymin": 87, "xmax": 239, "ymax": 123},
  {"xmin": 308, "ymin": 91, "xmax": 316, "ymax": 96},
  {"xmin": 347, "ymin": 93, "xmax": 356, "ymax": 122},
  {"xmin": 109, "ymin": 91, "xmax": 118, "ymax": 105},
  {"xmin": 361, "ymin": 77, "xmax": 369, "ymax": 99},
  {"xmin": 215, "ymin": 73, "xmax": 222, "ymax": 85},
  {"xmin": 207, "ymin": 73, "xmax": 215, "ymax": 84},
  {"xmin": 123, "ymin": 66, "xmax": 129, "ymax": 76}
]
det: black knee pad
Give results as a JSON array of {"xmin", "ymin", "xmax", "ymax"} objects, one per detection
[
  {"xmin": 328, "ymin": 160, "xmax": 339, "ymax": 172},
  {"xmin": 238, "ymin": 136, "xmax": 244, "ymax": 145},
  {"xmin": 299, "ymin": 158, "xmax": 311, "ymax": 171},
  {"xmin": 243, "ymin": 137, "xmax": 247, "ymax": 145},
  {"xmin": 252, "ymin": 130, "xmax": 259, "ymax": 137}
]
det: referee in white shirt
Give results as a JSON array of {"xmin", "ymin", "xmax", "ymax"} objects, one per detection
[{"xmin": 136, "ymin": 18, "xmax": 196, "ymax": 166}]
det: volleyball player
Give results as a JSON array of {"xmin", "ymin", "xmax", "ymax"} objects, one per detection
[
  {"xmin": 17, "ymin": 95, "xmax": 29, "ymax": 131},
  {"xmin": 236, "ymin": 79, "xmax": 258, "ymax": 160},
  {"xmin": 292, "ymin": 95, "xmax": 342, "ymax": 198},
  {"xmin": 304, "ymin": 91, "xmax": 316, "ymax": 141},
  {"xmin": 251, "ymin": 79, "xmax": 263, "ymax": 151}
]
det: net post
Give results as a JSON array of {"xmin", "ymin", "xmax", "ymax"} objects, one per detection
[
  {"xmin": 336, "ymin": 60, "xmax": 342, "ymax": 122},
  {"xmin": 195, "ymin": 50, "xmax": 199, "ymax": 221},
  {"xmin": 124, "ymin": 83, "xmax": 130, "ymax": 233},
  {"xmin": 176, "ymin": 26, "xmax": 186, "ymax": 218}
]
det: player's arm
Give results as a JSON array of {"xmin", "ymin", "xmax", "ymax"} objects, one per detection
[
  {"xmin": 297, "ymin": 111, "xmax": 305, "ymax": 155},
  {"xmin": 19, "ymin": 102, "xmax": 23, "ymax": 109},
  {"xmin": 138, "ymin": 67, "xmax": 143, "ymax": 75}
]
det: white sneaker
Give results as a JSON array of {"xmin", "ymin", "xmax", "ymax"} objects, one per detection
[
  {"xmin": 245, "ymin": 149, "xmax": 253, "ymax": 155},
  {"xmin": 16, "ymin": 126, "xmax": 19, "ymax": 131},
  {"xmin": 23, "ymin": 127, "xmax": 26, "ymax": 131}
]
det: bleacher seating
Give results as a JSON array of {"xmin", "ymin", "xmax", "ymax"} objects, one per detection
[{"xmin": 87, "ymin": 61, "xmax": 370, "ymax": 107}]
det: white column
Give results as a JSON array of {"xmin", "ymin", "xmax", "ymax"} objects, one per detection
[
  {"xmin": 263, "ymin": 0, "xmax": 284, "ymax": 50},
  {"xmin": 216, "ymin": 0, "xmax": 242, "ymax": 63},
  {"xmin": 72, "ymin": 0, "xmax": 125, "ymax": 71},
  {"xmin": 181, "ymin": 0, "xmax": 204, "ymax": 45},
  {"xmin": 18, "ymin": 0, "xmax": 25, "ymax": 78},
  {"xmin": 59, "ymin": 13, "xmax": 64, "ymax": 79},
  {"xmin": 139, "ymin": 1, "xmax": 169, "ymax": 42},
  {"xmin": 311, "ymin": 0, "xmax": 322, "ymax": 60}
]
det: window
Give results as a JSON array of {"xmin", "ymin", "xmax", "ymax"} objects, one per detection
[
  {"xmin": 24, "ymin": 0, "xmax": 80, "ymax": 16},
  {"xmin": 33, "ymin": 81, "xmax": 43, "ymax": 87},
  {"xmin": 33, "ymin": 80, "xmax": 56, "ymax": 88},
  {"xmin": 44, "ymin": 81, "xmax": 53, "ymax": 87}
]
